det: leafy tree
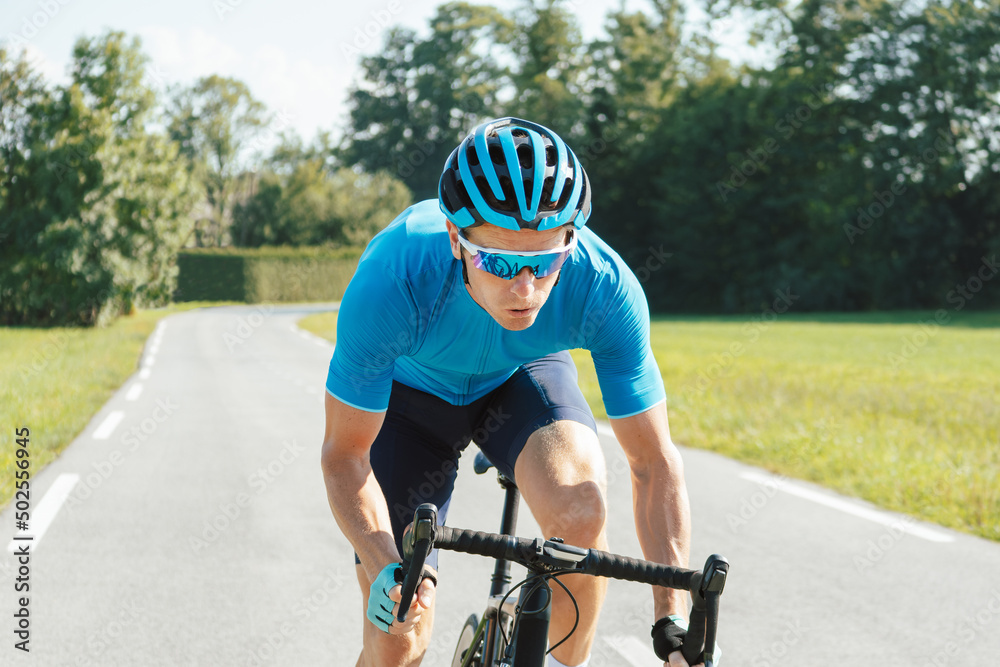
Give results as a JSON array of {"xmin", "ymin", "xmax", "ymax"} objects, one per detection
[
  {"xmin": 0, "ymin": 33, "xmax": 197, "ymax": 326},
  {"xmin": 233, "ymin": 160, "xmax": 411, "ymax": 248},
  {"xmin": 166, "ymin": 75, "xmax": 269, "ymax": 246},
  {"xmin": 341, "ymin": 2, "xmax": 515, "ymax": 201}
]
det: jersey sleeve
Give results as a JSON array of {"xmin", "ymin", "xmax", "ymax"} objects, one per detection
[
  {"xmin": 325, "ymin": 259, "xmax": 418, "ymax": 412},
  {"xmin": 586, "ymin": 271, "xmax": 667, "ymax": 419}
]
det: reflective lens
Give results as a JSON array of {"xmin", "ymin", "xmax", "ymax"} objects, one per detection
[{"xmin": 457, "ymin": 231, "xmax": 577, "ymax": 280}]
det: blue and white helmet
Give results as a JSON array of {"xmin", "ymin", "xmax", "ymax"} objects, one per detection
[{"xmin": 438, "ymin": 117, "xmax": 592, "ymax": 231}]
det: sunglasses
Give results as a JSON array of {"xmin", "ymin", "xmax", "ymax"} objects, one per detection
[{"xmin": 457, "ymin": 230, "xmax": 578, "ymax": 280}]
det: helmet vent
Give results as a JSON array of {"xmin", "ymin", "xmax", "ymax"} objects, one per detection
[
  {"xmin": 488, "ymin": 144, "xmax": 505, "ymax": 165},
  {"xmin": 540, "ymin": 177, "xmax": 556, "ymax": 209},
  {"xmin": 545, "ymin": 145, "xmax": 557, "ymax": 167},
  {"xmin": 556, "ymin": 177, "xmax": 573, "ymax": 208},
  {"xmin": 498, "ymin": 175, "xmax": 515, "ymax": 205},
  {"xmin": 455, "ymin": 180, "xmax": 471, "ymax": 209},
  {"xmin": 475, "ymin": 175, "xmax": 498, "ymax": 206},
  {"xmin": 511, "ymin": 128, "xmax": 529, "ymax": 138},
  {"xmin": 516, "ymin": 144, "xmax": 533, "ymax": 170},
  {"xmin": 468, "ymin": 147, "xmax": 480, "ymax": 167}
]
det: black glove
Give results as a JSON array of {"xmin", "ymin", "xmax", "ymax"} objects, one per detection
[{"xmin": 651, "ymin": 615, "xmax": 687, "ymax": 661}]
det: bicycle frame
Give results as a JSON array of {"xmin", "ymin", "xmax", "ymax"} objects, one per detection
[
  {"xmin": 402, "ymin": 456, "xmax": 729, "ymax": 667},
  {"xmin": 457, "ymin": 470, "xmax": 568, "ymax": 667}
]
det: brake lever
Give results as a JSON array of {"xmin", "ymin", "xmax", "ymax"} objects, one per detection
[
  {"xmin": 396, "ymin": 503, "xmax": 437, "ymax": 623},
  {"xmin": 682, "ymin": 554, "xmax": 729, "ymax": 666}
]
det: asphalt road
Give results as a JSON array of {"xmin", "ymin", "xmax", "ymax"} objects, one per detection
[{"xmin": 3, "ymin": 304, "xmax": 998, "ymax": 667}]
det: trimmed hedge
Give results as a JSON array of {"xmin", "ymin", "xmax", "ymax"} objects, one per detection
[{"xmin": 175, "ymin": 246, "xmax": 364, "ymax": 303}]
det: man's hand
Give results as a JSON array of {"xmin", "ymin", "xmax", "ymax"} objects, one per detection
[
  {"xmin": 665, "ymin": 651, "xmax": 703, "ymax": 667},
  {"xmin": 385, "ymin": 577, "xmax": 436, "ymax": 635},
  {"xmin": 366, "ymin": 563, "xmax": 436, "ymax": 635}
]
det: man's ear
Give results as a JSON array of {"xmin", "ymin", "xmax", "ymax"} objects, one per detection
[{"xmin": 445, "ymin": 221, "xmax": 463, "ymax": 260}]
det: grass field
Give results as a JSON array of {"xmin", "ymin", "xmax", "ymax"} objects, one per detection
[
  {"xmin": 298, "ymin": 310, "xmax": 1000, "ymax": 541},
  {"xmin": 0, "ymin": 303, "xmax": 230, "ymax": 508}
]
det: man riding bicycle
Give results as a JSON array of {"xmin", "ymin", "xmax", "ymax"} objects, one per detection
[{"xmin": 321, "ymin": 117, "xmax": 700, "ymax": 667}]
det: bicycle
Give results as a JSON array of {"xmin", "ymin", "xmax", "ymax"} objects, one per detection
[{"xmin": 397, "ymin": 452, "xmax": 729, "ymax": 667}]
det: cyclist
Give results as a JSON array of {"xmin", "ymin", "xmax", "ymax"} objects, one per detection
[{"xmin": 321, "ymin": 117, "xmax": 700, "ymax": 667}]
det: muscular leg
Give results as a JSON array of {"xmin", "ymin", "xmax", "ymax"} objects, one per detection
[
  {"xmin": 354, "ymin": 564, "xmax": 436, "ymax": 667},
  {"xmin": 514, "ymin": 420, "xmax": 608, "ymax": 666}
]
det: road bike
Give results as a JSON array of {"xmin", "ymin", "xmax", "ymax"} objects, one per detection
[{"xmin": 398, "ymin": 452, "xmax": 729, "ymax": 667}]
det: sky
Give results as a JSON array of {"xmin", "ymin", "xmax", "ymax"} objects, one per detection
[{"xmin": 1, "ymin": 0, "xmax": 752, "ymax": 144}]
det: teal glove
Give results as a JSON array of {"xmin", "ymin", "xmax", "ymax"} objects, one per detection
[{"xmin": 366, "ymin": 563, "xmax": 402, "ymax": 633}]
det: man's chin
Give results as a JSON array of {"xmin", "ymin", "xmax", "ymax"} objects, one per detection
[{"xmin": 496, "ymin": 311, "xmax": 537, "ymax": 331}]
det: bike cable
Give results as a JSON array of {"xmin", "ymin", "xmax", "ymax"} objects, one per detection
[{"xmin": 495, "ymin": 569, "xmax": 581, "ymax": 657}]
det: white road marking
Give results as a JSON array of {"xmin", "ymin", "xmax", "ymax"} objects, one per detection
[
  {"xmin": 139, "ymin": 368, "xmax": 151, "ymax": 380},
  {"xmin": 740, "ymin": 471, "xmax": 954, "ymax": 543},
  {"xmin": 92, "ymin": 411, "xmax": 125, "ymax": 440},
  {"xmin": 143, "ymin": 355, "xmax": 155, "ymax": 368},
  {"xmin": 603, "ymin": 634, "xmax": 661, "ymax": 666},
  {"xmin": 8, "ymin": 474, "xmax": 80, "ymax": 553},
  {"xmin": 125, "ymin": 384, "xmax": 143, "ymax": 401}
]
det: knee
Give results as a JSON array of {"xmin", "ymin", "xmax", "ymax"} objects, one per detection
[{"xmin": 543, "ymin": 482, "xmax": 607, "ymax": 545}]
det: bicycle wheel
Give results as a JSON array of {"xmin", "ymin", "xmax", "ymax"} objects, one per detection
[{"xmin": 451, "ymin": 613, "xmax": 484, "ymax": 667}]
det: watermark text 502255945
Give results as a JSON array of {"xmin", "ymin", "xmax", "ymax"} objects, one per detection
[{"xmin": 13, "ymin": 426, "xmax": 33, "ymax": 652}]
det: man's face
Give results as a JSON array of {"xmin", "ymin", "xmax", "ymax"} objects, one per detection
[{"xmin": 446, "ymin": 221, "xmax": 569, "ymax": 331}]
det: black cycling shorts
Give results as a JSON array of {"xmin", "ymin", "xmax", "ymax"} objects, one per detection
[{"xmin": 355, "ymin": 350, "xmax": 597, "ymax": 571}]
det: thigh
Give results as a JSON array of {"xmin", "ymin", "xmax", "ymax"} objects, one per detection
[
  {"xmin": 364, "ymin": 381, "xmax": 476, "ymax": 570},
  {"xmin": 473, "ymin": 350, "xmax": 598, "ymax": 483}
]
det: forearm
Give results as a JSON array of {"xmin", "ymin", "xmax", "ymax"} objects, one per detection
[
  {"xmin": 322, "ymin": 453, "xmax": 398, "ymax": 580},
  {"xmin": 631, "ymin": 451, "xmax": 692, "ymax": 619}
]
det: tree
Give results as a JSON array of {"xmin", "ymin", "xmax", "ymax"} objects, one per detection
[
  {"xmin": 167, "ymin": 75, "xmax": 270, "ymax": 246},
  {"xmin": 341, "ymin": 2, "xmax": 515, "ymax": 201},
  {"xmin": 0, "ymin": 32, "xmax": 198, "ymax": 326}
]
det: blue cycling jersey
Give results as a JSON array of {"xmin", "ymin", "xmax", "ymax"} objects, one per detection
[{"xmin": 325, "ymin": 200, "xmax": 666, "ymax": 419}]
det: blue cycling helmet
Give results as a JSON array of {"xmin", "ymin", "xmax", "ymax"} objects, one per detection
[{"xmin": 439, "ymin": 117, "xmax": 591, "ymax": 231}]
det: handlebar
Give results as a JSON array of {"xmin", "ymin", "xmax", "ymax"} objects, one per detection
[{"xmin": 399, "ymin": 503, "xmax": 729, "ymax": 665}]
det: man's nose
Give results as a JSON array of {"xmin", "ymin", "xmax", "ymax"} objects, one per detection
[{"xmin": 510, "ymin": 267, "xmax": 535, "ymax": 298}]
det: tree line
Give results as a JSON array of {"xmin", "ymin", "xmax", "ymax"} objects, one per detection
[
  {"xmin": 0, "ymin": 33, "xmax": 410, "ymax": 326},
  {"xmin": 3, "ymin": 0, "xmax": 999, "ymax": 325},
  {"xmin": 341, "ymin": 0, "xmax": 1000, "ymax": 312}
]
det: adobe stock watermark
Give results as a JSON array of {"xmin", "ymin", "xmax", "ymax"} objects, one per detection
[
  {"xmin": 190, "ymin": 439, "xmax": 306, "ymax": 553},
  {"xmin": 852, "ymin": 516, "xmax": 915, "ymax": 572},
  {"xmin": 73, "ymin": 599, "xmax": 147, "ymax": 667},
  {"xmin": 885, "ymin": 255, "xmax": 997, "ymax": 369},
  {"xmin": 683, "ymin": 287, "xmax": 800, "ymax": 395},
  {"xmin": 727, "ymin": 473, "xmax": 790, "ymax": 533},
  {"xmin": 390, "ymin": 406, "xmax": 511, "ymax": 525},
  {"xmin": 223, "ymin": 303, "xmax": 275, "ymax": 352},
  {"xmin": 339, "ymin": 1, "xmax": 403, "ymax": 61},
  {"xmin": 922, "ymin": 588, "xmax": 1000, "ymax": 667},
  {"xmin": 749, "ymin": 618, "xmax": 807, "ymax": 667},
  {"xmin": 214, "ymin": 0, "xmax": 250, "ymax": 21},
  {"xmin": 4, "ymin": 0, "xmax": 73, "ymax": 48},
  {"xmin": 66, "ymin": 398, "xmax": 181, "ymax": 510},
  {"xmin": 716, "ymin": 86, "xmax": 825, "ymax": 202},
  {"xmin": 244, "ymin": 567, "xmax": 351, "ymax": 666},
  {"xmin": 844, "ymin": 128, "xmax": 955, "ymax": 244},
  {"xmin": 632, "ymin": 246, "xmax": 673, "ymax": 284}
]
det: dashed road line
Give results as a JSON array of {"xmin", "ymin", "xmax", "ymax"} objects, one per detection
[
  {"xmin": 125, "ymin": 383, "xmax": 143, "ymax": 401},
  {"xmin": 92, "ymin": 411, "xmax": 125, "ymax": 440},
  {"xmin": 7, "ymin": 473, "xmax": 79, "ymax": 553},
  {"xmin": 139, "ymin": 368, "xmax": 151, "ymax": 380}
]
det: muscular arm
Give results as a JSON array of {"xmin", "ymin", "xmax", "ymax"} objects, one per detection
[
  {"xmin": 320, "ymin": 392, "xmax": 398, "ymax": 580},
  {"xmin": 610, "ymin": 401, "xmax": 692, "ymax": 620}
]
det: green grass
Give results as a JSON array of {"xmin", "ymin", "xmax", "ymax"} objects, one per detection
[
  {"xmin": 299, "ymin": 309, "xmax": 1000, "ymax": 541},
  {"xmin": 0, "ymin": 303, "xmax": 233, "ymax": 508}
]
